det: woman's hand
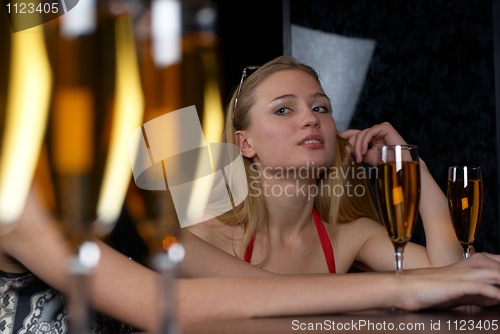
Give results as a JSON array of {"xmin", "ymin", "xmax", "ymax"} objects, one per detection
[
  {"xmin": 340, "ymin": 122, "xmax": 408, "ymax": 165},
  {"xmin": 400, "ymin": 253, "xmax": 500, "ymax": 310},
  {"xmin": 398, "ymin": 266, "xmax": 500, "ymax": 311},
  {"xmin": 453, "ymin": 253, "xmax": 500, "ymax": 270}
]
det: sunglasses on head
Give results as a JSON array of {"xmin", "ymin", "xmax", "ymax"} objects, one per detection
[{"xmin": 232, "ymin": 65, "xmax": 259, "ymax": 129}]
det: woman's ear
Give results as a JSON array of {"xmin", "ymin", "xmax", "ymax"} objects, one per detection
[{"xmin": 235, "ymin": 131, "xmax": 256, "ymax": 158}]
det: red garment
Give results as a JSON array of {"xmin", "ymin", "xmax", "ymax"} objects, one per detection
[{"xmin": 244, "ymin": 208, "xmax": 336, "ymax": 273}]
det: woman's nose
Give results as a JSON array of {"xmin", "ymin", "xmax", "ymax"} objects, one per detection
[{"xmin": 301, "ymin": 109, "xmax": 320, "ymax": 128}]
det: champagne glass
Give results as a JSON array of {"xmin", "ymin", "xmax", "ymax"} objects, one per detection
[
  {"xmin": 447, "ymin": 166, "xmax": 483, "ymax": 259},
  {"xmin": 0, "ymin": 12, "xmax": 51, "ymax": 235},
  {"xmin": 125, "ymin": 1, "xmax": 224, "ymax": 332},
  {"xmin": 375, "ymin": 145, "xmax": 421, "ymax": 275},
  {"xmin": 41, "ymin": 2, "xmax": 143, "ymax": 332}
]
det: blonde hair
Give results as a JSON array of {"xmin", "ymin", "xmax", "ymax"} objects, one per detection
[{"xmin": 218, "ymin": 55, "xmax": 378, "ymax": 260}]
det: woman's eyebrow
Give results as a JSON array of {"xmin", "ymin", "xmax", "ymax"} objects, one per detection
[
  {"xmin": 311, "ymin": 92, "xmax": 330, "ymax": 100},
  {"xmin": 270, "ymin": 92, "xmax": 329, "ymax": 103},
  {"xmin": 270, "ymin": 94, "xmax": 297, "ymax": 103}
]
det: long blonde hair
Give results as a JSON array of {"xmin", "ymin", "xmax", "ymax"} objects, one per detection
[{"xmin": 218, "ymin": 55, "xmax": 378, "ymax": 259}]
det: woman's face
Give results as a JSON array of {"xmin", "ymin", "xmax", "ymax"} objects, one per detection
[{"xmin": 237, "ymin": 69, "xmax": 337, "ymax": 176}]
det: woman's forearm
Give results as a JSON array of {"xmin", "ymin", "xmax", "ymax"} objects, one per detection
[
  {"xmin": 418, "ymin": 159, "xmax": 463, "ymax": 266},
  {"xmin": 176, "ymin": 268, "xmax": 500, "ymax": 328},
  {"xmin": 79, "ymin": 243, "xmax": 398, "ymax": 331},
  {"xmin": 175, "ymin": 274, "xmax": 398, "ymax": 326}
]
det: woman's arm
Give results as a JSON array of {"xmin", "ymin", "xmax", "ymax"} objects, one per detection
[
  {"xmin": 176, "ymin": 269, "xmax": 500, "ymax": 327},
  {"xmin": 82, "ymin": 240, "xmax": 500, "ymax": 330},
  {"xmin": 179, "ymin": 229, "xmax": 275, "ymax": 278},
  {"xmin": 418, "ymin": 158, "xmax": 464, "ymax": 265},
  {"xmin": 3, "ymin": 188, "xmax": 500, "ymax": 332},
  {"xmin": 340, "ymin": 122, "xmax": 463, "ymax": 268}
]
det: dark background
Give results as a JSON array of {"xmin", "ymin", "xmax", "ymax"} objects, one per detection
[
  {"xmin": 211, "ymin": 0, "xmax": 500, "ymax": 253},
  {"xmin": 211, "ymin": 0, "xmax": 283, "ymax": 101}
]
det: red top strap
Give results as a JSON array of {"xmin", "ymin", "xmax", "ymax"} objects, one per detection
[
  {"xmin": 312, "ymin": 208, "xmax": 336, "ymax": 274},
  {"xmin": 244, "ymin": 208, "xmax": 336, "ymax": 274},
  {"xmin": 244, "ymin": 233, "xmax": 255, "ymax": 263}
]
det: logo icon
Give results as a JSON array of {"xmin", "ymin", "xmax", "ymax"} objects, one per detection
[
  {"xmin": 128, "ymin": 106, "xmax": 249, "ymax": 228},
  {"xmin": 4, "ymin": 0, "xmax": 80, "ymax": 32}
]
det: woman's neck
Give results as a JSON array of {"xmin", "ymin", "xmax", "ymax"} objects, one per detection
[{"xmin": 259, "ymin": 175, "xmax": 317, "ymax": 236}]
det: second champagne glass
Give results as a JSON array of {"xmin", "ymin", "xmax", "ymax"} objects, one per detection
[
  {"xmin": 447, "ymin": 166, "xmax": 483, "ymax": 259},
  {"xmin": 375, "ymin": 145, "xmax": 421, "ymax": 275},
  {"xmin": 41, "ymin": 2, "xmax": 143, "ymax": 332},
  {"xmin": 125, "ymin": 0, "xmax": 224, "ymax": 332}
]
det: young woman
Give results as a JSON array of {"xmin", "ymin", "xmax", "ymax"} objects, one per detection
[
  {"xmin": 187, "ymin": 55, "xmax": 463, "ymax": 275},
  {"xmin": 2, "ymin": 56, "xmax": 500, "ymax": 333}
]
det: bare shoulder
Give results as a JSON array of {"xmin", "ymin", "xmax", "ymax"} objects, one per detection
[
  {"xmin": 334, "ymin": 217, "xmax": 388, "ymax": 272},
  {"xmin": 337, "ymin": 216, "xmax": 389, "ymax": 249},
  {"xmin": 337, "ymin": 216, "xmax": 386, "ymax": 241},
  {"xmin": 186, "ymin": 217, "xmax": 243, "ymax": 254}
]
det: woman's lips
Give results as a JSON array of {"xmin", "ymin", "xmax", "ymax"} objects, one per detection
[{"xmin": 299, "ymin": 135, "xmax": 324, "ymax": 149}]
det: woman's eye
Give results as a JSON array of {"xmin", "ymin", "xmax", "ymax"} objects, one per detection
[
  {"xmin": 274, "ymin": 107, "xmax": 291, "ymax": 115},
  {"xmin": 312, "ymin": 106, "xmax": 329, "ymax": 113}
]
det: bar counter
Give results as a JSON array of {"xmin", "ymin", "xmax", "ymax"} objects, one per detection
[{"xmin": 181, "ymin": 305, "xmax": 500, "ymax": 333}]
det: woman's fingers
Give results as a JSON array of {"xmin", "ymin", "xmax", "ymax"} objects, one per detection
[
  {"xmin": 431, "ymin": 283, "xmax": 500, "ymax": 310},
  {"xmin": 400, "ymin": 268, "xmax": 500, "ymax": 311},
  {"xmin": 340, "ymin": 129, "xmax": 368, "ymax": 163},
  {"xmin": 479, "ymin": 252, "xmax": 500, "ymax": 264},
  {"xmin": 340, "ymin": 123, "xmax": 408, "ymax": 164},
  {"xmin": 454, "ymin": 252, "xmax": 500, "ymax": 270},
  {"xmin": 339, "ymin": 129, "xmax": 360, "ymax": 139}
]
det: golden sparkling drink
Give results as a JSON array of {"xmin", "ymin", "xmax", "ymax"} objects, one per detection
[{"xmin": 376, "ymin": 160, "xmax": 421, "ymax": 248}]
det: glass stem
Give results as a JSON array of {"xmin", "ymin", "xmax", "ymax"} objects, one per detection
[
  {"xmin": 153, "ymin": 252, "xmax": 180, "ymax": 334},
  {"xmin": 395, "ymin": 245, "xmax": 405, "ymax": 275},
  {"xmin": 68, "ymin": 255, "xmax": 92, "ymax": 334},
  {"xmin": 463, "ymin": 244, "xmax": 472, "ymax": 259}
]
